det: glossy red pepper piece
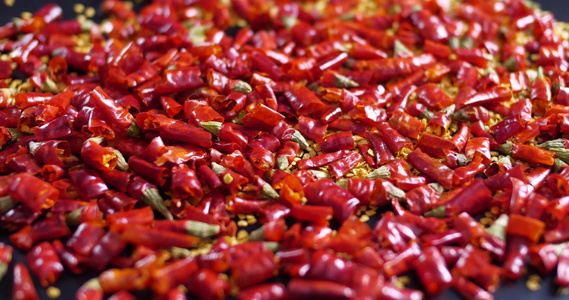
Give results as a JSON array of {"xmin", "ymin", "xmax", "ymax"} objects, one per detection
[
  {"xmin": 230, "ymin": 250, "xmax": 277, "ymax": 288},
  {"xmin": 457, "ymin": 87, "xmax": 512, "ymax": 109},
  {"xmin": 12, "ymin": 263, "xmax": 39, "ymax": 300},
  {"xmin": 80, "ymin": 140, "xmax": 118, "ymax": 171},
  {"xmin": 388, "ymin": 110, "xmax": 425, "ymax": 139},
  {"xmin": 287, "ymin": 279, "xmax": 355, "ymax": 300},
  {"xmin": 69, "ymin": 166, "xmax": 108, "ymax": 201},
  {"xmin": 9, "ymin": 172, "xmax": 58, "ymax": 213},
  {"xmin": 26, "ymin": 241, "xmax": 63, "ymax": 287},
  {"xmin": 413, "ymin": 246, "xmax": 453, "ymax": 295},
  {"xmin": 444, "ymin": 178, "xmax": 493, "ymax": 215},
  {"xmin": 148, "ymin": 256, "xmax": 198, "ymax": 296},
  {"xmin": 90, "ymin": 231, "xmax": 126, "ymax": 272},
  {"xmin": 304, "ymin": 179, "xmax": 360, "ymax": 222},
  {"xmin": 10, "ymin": 214, "xmax": 71, "ymax": 251},
  {"xmin": 237, "ymin": 283, "xmax": 287, "ymax": 300},
  {"xmin": 407, "ymin": 148, "xmax": 454, "ymax": 189},
  {"xmin": 283, "ymin": 84, "xmax": 326, "ymax": 116},
  {"xmin": 122, "ymin": 224, "xmax": 200, "ymax": 249},
  {"xmin": 362, "ymin": 53, "xmax": 436, "ymax": 82},
  {"xmin": 383, "ymin": 241, "xmax": 422, "ymax": 276}
]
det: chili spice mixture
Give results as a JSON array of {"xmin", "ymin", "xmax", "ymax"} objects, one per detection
[{"xmin": 0, "ymin": 0, "xmax": 569, "ymax": 299}]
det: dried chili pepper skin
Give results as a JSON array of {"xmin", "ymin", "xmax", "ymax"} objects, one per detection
[
  {"xmin": 75, "ymin": 278, "xmax": 104, "ymax": 300},
  {"xmin": 318, "ymin": 131, "xmax": 355, "ymax": 153},
  {"xmin": 26, "ymin": 241, "xmax": 64, "ymax": 287},
  {"xmin": 187, "ymin": 269, "xmax": 230, "ymax": 300},
  {"xmin": 407, "ymin": 148, "xmax": 454, "ymax": 189},
  {"xmin": 304, "ymin": 179, "xmax": 360, "ymax": 222},
  {"xmin": 150, "ymin": 256, "xmax": 198, "ymax": 296},
  {"xmin": 89, "ymin": 231, "xmax": 126, "ymax": 272},
  {"xmin": 414, "ymin": 246, "xmax": 453, "ymax": 296},
  {"xmin": 12, "ymin": 263, "xmax": 39, "ymax": 300},
  {"xmin": 121, "ymin": 225, "xmax": 200, "ymax": 249},
  {"xmin": 80, "ymin": 140, "xmax": 118, "ymax": 171},
  {"xmin": 444, "ymin": 178, "xmax": 493, "ymax": 215},
  {"xmin": 9, "ymin": 173, "xmax": 58, "ymax": 212},
  {"xmin": 287, "ymin": 279, "xmax": 355, "ymax": 300},
  {"xmin": 237, "ymin": 283, "xmax": 287, "ymax": 300}
]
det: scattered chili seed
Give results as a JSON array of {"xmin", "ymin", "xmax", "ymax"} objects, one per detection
[{"xmin": 46, "ymin": 286, "xmax": 61, "ymax": 299}]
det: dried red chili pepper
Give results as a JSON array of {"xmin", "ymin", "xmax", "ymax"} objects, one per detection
[
  {"xmin": 12, "ymin": 263, "xmax": 39, "ymax": 300},
  {"xmin": 26, "ymin": 241, "xmax": 63, "ymax": 286}
]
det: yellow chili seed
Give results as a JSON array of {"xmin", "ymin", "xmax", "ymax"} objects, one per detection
[{"xmin": 47, "ymin": 287, "xmax": 61, "ymax": 299}]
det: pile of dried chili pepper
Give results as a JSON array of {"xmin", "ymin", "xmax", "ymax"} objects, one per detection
[{"xmin": 0, "ymin": 0, "xmax": 569, "ymax": 299}]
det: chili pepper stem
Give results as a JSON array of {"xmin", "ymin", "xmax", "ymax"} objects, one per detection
[
  {"xmin": 504, "ymin": 56, "xmax": 518, "ymax": 72},
  {"xmin": 200, "ymin": 121, "xmax": 222, "ymax": 136},
  {"xmin": 185, "ymin": 220, "xmax": 220, "ymax": 238},
  {"xmin": 310, "ymin": 170, "xmax": 330, "ymax": 180},
  {"xmin": 291, "ymin": 130, "xmax": 309, "ymax": 149},
  {"xmin": 424, "ymin": 205, "xmax": 446, "ymax": 218},
  {"xmin": 538, "ymin": 139, "xmax": 567, "ymax": 150},
  {"xmin": 554, "ymin": 159, "xmax": 568, "ymax": 172},
  {"xmin": 263, "ymin": 242, "xmax": 280, "ymax": 252},
  {"xmin": 211, "ymin": 162, "xmax": 227, "ymax": 176},
  {"xmin": 336, "ymin": 179, "xmax": 348, "ymax": 190},
  {"xmin": 389, "ymin": 186, "xmax": 406, "ymax": 199},
  {"xmin": 233, "ymin": 81, "xmax": 252, "ymax": 94},
  {"xmin": 127, "ymin": 121, "xmax": 142, "ymax": 138},
  {"xmin": 366, "ymin": 166, "xmax": 391, "ymax": 179},
  {"xmin": 420, "ymin": 108, "xmax": 435, "ymax": 120},
  {"xmin": 276, "ymin": 155, "xmax": 289, "ymax": 170},
  {"xmin": 457, "ymin": 154, "xmax": 472, "ymax": 166},
  {"xmin": 428, "ymin": 183, "xmax": 444, "ymax": 195},
  {"xmin": 334, "ymin": 73, "xmax": 359, "ymax": 89},
  {"xmin": 6, "ymin": 128, "xmax": 24, "ymax": 142},
  {"xmin": 261, "ymin": 183, "xmax": 279, "ymax": 199},
  {"xmin": 441, "ymin": 104, "xmax": 456, "ymax": 116},
  {"xmin": 499, "ymin": 142, "xmax": 513, "ymax": 155},
  {"xmin": 41, "ymin": 78, "xmax": 59, "ymax": 93},
  {"xmin": 0, "ymin": 196, "xmax": 17, "ymax": 214},
  {"xmin": 65, "ymin": 207, "xmax": 82, "ymax": 227},
  {"xmin": 486, "ymin": 214, "xmax": 509, "ymax": 240},
  {"xmin": 248, "ymin": 227, "xmax": 265, "ymax": 241},
  {"xmin": 141, "ymin": 188, "xmax": 173, "ymax": 220},
  {"xmin": 550, "ymin": 148, "xmax": 569, "ymax": 164},
  {"xmin": 170, "ymin": 247, "xmax": 191, "ymax": 259},
  {"xmin": 112, "ymin": 150, "xmax": 129, "ymax": 171},
  {"xmin": 393, "ymin": 40, "xmax": 411, "ymax": 57},
  {"xmin": 81, "ymin": 278, "xmax": 103, "ymax": 292},
  {"xmin": 498, "ymin": 156, "xmax": 513, "ymax": 165},
  {"xmin": 28, "ymin": 141, "xmax": 42, "ymax": 155},
  {"xmin": 87, "ymin": 136, "xmax": 104, "ymax": 145},
  {"xmin": 0, "ymin": 262, "xmax": 6, "ymax": 281}
]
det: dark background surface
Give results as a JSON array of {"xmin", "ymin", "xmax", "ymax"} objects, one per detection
[{"xmin": 0, "ymin": 0, "xmax": 567, "ymax": 299}]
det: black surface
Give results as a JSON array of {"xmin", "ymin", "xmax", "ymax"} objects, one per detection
[{"xmin": 0, "ymin": 0, "xmax": 568, "ymax": 299}]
